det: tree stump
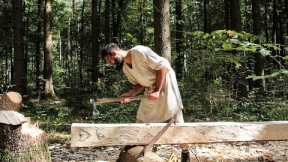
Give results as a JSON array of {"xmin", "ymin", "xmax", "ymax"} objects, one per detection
[
  {"xmin": 0, "ymin": 111, "xmax": 51, "ymax": 162},
  {"xmin": 0, "ymin": 91, "xmax": 51, "ymax": 162}
]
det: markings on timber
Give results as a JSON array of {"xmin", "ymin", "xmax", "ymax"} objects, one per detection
[{"xmin": 79, "ymin": 128, "xmax": 91, "ymax": 141}]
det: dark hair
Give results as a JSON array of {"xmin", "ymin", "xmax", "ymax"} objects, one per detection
[{"xmin": 100, "ymin": 43, "xmax": 120, "ymax": 58}]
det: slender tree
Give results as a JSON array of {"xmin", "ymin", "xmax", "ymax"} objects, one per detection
[
  {"xmin": 35, "ymin": 0, "xmax": 43, "ymax": 92},
  {"xmin": 153, "ymin": 0, "xmax": 171, "ymax": 62},
  {"xmin": 43, "ymin": 0, "xmax": 55, "ymax": 97},
  {"xmin": 230, "ymin": 0, "xmax": 241, "ymax": 31},
  {"xmin": 203, "ymin": 0, "xmax": 210, "ymax": 33},
  {"xmin": 104, "ymin": 0, "xmax": 111, "ymax": 43},
  {"xmin": 224, "ymin": 0, "xmax": 231, "ymax": 29},
  {"xmin": 12, "ymin": 0, "xmax": 27, "ymax": 95},
  {"xmin": 175, "ymin": 0, "xmax": 185, "ymax": 79},
  {"xmin": 91, "ymin": 0, "xmax": 101, "ymax": 82},
  {"xmin": 252, "ymin": 0, "xmax": 263, "ymax": 35}
]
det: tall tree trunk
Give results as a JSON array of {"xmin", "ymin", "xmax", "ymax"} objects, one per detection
[
  {"xmin": 230, "ymin": 0, "xmax": 242, "ymax": 31},
  {"xmin": 286, "ymin": 0, "xmax": 288, "ymax": 35},
  {"xmin": 252, "ymin": 0, "xmax": 265, "ymax": 91},
  {"xmin": 43, "ymin": 0, "xmax": 55, "ymax": 97},
  {"xmin": 153, "ymin": 0, "xmax": 171, "ymax": 62},
  {"xmin": 272, "ymin": 0, "xmax": 278, "ymax": 43},
  {"xmin": 12, "ymin": 0, "xmax": 26, "ymax": 95},
  {"xmin": 36, "ymin": 0, "xmax": 43, "ymax": 93},
  {"xmin": 115, "ymin": 0, "xmax": 128, "ymax": 42},
  {"xmin": 112, "ymin": 0, "xmax": 118, "ymax": 40},
  {"xmin": 139, "ymin": 0, "xmax": 146, "ymax": 44},
  {"xmin": 203, "ymin": 0, "xmax": 209, "ymax": 33},
  {"xmin": 252, "ymin": 0, "xmax": 263, "ymax": 35},
  {"xmin": 104, "ymin": 0, "xmax": 111, "ymax": 43},
  {"xmin": 175, "ymin": 0, "xmax": 184, "ymax": 79},
  {"xmin": 79, "ymin": 0, "xmax": 85, "ymax": 85},
  {"xmin": 91, "ymin": 0, "xmax": 101, "ymax": 82},
  {"xmin": 224, "ymin": 0, "xmax": 231, "ymax": 29},
  {"xmin": 264, "ymin": 0, "xmax": 269, "ymax": 42}
]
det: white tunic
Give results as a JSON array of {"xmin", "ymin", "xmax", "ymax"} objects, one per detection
[{"xmin": 123, "ymin": 45, "xmax": 184, "ymax": 123}]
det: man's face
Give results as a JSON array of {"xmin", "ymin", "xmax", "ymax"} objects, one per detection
[{"xmin": 105, "ymin": 49, "xmax": 123, "ymax": 66}]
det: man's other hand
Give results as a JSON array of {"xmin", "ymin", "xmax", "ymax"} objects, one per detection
[
  {"xmin": 148, "ymin": 91, "xmax": 160, "ymax": 100},
  {"xmin": 120, "ymin": 97, "xmax": 131, "ymax": 104}
]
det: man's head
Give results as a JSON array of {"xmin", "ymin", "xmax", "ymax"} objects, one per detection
[{"xmin": 101, "ymin": 43, "xmax": 124, "ymax": 66}]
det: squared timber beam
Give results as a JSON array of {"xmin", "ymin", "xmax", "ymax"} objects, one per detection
[{"xmin": 71, "ymin": 121, "xmax": 288, "ymax": 147}]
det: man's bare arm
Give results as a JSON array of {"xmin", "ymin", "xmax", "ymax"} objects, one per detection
[{"xmin": 121, "ymin": 84, "xmax": 144, "ymax": 97}]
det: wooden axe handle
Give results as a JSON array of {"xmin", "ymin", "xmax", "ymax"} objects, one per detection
[{"xmin": 95, "ymin": 96, "xmax": 143, "ymax": 104}]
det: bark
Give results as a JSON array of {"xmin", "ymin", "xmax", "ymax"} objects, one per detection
[
  {"xmin": 43, "ymin": 0, "xmax": 55, "ymax": 97},
  {"xmin": 230, "ymin": 0, "xmax": 242, "ymax": 31},
  {"xmin": 91, "ymin": 0, "xmax": 101, "ymax": 82},
  {"xmin": 79, "ymin": 0, "xmax": 85, "ymax": 84},
  {"xmin": 12, "ymin": 0, "xmax": 27, "ymax": 95},
  {"xmin": 139, "ymin": 0, "xmax": 146, "ymax": 44},
  {"xmin": 175, "ymin": 0, "xmax": 185, "ymax": 79},
  {"xmin": 252, "ymin": 0, "xmax": 263, "ymax": 35},
  {"xmin": 203, "ymin": 0, "xmax": 210, "ymax": 33},
  {"xmin": 104, "ymin": 0, "xmax": 111, "ymax": 43},
  {"xmin": 36, "ymin": 0, "xmax": 43, "ymax": 92},
  {"xmin": 224, "ymin": 0, "xmax": 231, "ymax": 29},
  {"xmin": 153, "ymin": 0, "xmax": 171, "ymax": 62}
]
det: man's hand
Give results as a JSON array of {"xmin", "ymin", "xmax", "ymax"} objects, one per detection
[
  {"xmin": 120, "ymin": 91, "xmax": 135, "ymax": 104},
  {"xmin": 148, "ymin": 91, "xmax": 160, "ymax": 100}
]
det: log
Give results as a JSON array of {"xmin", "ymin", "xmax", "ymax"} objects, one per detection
[
  {"xmin": 0, "ymin": 91, "xmax": 22, "ymax": 111},
  {"xmin": 71, "ymin": 121, "xmax": 288, "ymax": 147}
]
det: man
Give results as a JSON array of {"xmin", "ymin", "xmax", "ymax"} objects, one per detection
[{"xmin": 101, "ymin": 43, "xmax": 184, "ymax": 123}]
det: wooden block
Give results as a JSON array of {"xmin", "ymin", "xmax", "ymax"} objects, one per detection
[{"xmin": 71, "ymin": 121, "xmax": 288, "ymax": 147}]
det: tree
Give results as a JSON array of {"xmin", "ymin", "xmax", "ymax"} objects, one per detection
[
  {"xmin": 153, "ymin": 0, "xmax": 171, "ymax": 62},
  {"xmin": 35, "ymin": 0, "xmax": 43, "ymax": 93},
  {"xmin": 175, "ymin": 0, "xmax": 185, "ymax": 79},
  {"xmin": 104, "ymin": 0, "xmax": 111, "ymax": 43},
  {"xmin": 91, "ymin": 0, "xmax": 101, "ymax": 82},
  {"xmin": 252, "ymin": 0, "xmax": 263, "ymax": 35},
  {"xmin": 224, "ymin": 0, "xmax": 241, "ymax": 31},
  {"xmin": 43, "ymin": 0, "xmax": 55, "ymax": 97},
  {"xmin": 203, "ymin": 0, "xmax": 210, "ymax": 33},
  {"xmin": 12, "ymin": 0, "xmax": 27, "ymax": 95}
]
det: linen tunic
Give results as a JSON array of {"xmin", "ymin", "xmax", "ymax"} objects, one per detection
[{"xmin": 123, "ymin": 45, "xmax": 184, "ymax": 123}]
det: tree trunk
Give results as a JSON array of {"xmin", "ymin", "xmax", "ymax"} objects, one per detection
[
  {"xmin": 230, "ymin": 0, "xmax": 242, "ymax": 31},
  {"xmin": 79, "ymin": 0, "xmax": 85, "ymax": 85},
  {"xmin": 252, "ymin": 0, "xmax": 263, "ymax": 36},
  {"xmin": 91, "ymin": 0, "xmax": 101, "ymax": 82},
  {"xmin": 36, "ymin": 0, "xmax": 43, "ymax": 93},
  {"xmin": 175, "ymin": 0, "xmax": 184, "ymax": 79},
  {"xmin": 153, "ymin": 0, "xmax": 171, "ymax": 62},
  {"xmin": 203, "ymin": 0, "xmax": 210, "ymax": 33},
  {"xmin": 12, "ymin": 0, "xmax": 27, "ymax": 95},
  {"xmin": 0, "ymin": 119, "xmax": 51, "ymax": 162},
  {"xmin": 43, "ymin": 0, "xmax": 55, "ymax": 98},
  {"xmin": 224, "ymin": 0, "xmax": 231, "ymax": 29},
  {"xmin": 139, "ymin": 0, "xmax": 146, "ymax": 44},
  {"xmin": 104, "ymin": 0, "xmax": 111, "ymax": 43}
]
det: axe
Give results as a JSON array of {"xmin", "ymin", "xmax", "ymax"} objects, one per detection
[{"xmin": 89, "ymin": 96, "xmax": 143, "ymax": 117}]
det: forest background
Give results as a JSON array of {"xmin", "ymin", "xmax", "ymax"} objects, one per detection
[{"xmin": 0, "ymin": 0, "xmax": 288, "ymax": 129}]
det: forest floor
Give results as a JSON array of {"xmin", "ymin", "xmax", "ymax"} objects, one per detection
[{"xmin": 20, "ymin": 89, "xmax": 288, "ymax": 162}]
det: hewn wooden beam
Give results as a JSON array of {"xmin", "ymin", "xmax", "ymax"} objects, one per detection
[{"xmin": 71, "ymin": 121, "xmax": 288, "ymax": 147}]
